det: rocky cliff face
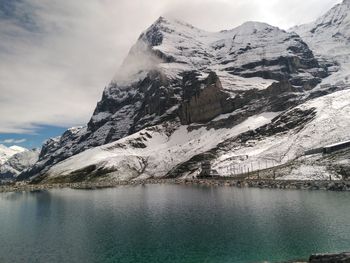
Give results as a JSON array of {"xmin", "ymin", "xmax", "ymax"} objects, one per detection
[
  {"xmin": 178, "ymin": 72, "xmax": 231, "ymax": 124},
  {"xmin": 20, "ymin": 16, "xmax": 331, "ymax": 181}
]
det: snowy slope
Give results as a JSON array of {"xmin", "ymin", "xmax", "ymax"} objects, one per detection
[
  {"xmin": 212, "ymin": 89, "xmax": 350, "ymax": 180},
  {"xmin": 45, "ymin": 112, "xmax": 278, "ymax": 182},
  {"xmin": 292, "ymin": 0, "xmax": 350, "ymax": 85}
]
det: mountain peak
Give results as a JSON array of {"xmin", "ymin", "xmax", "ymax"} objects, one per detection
[
  {"xmin": 151, "ymin": 16, "xmax": 171, "ymax": 27},
  {"xmin": 230, "ymin": 21, "xmax": 280, "ymax": 35},
  {"xmin": 9, "ymin": 145, "xmax": 28, "ymax": 152},
  {"xmin": 147, "ymin": 16, "xmax": 198, "ymax": 32},
  {"xmin": 139, "ymin": 16, "xmax": 200, "ymax": 47},
  {"xmin": 239, "ymin": 21, "xmax": 275, "ymax": 29},
  {"xmin": 154, "ymin": 16, "xmax": 197, "ymax": 28}
]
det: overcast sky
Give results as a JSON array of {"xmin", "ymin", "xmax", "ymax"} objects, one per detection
[{"xmin": 0, "ymin": 0, "xmax": 341, "ymax": 146}]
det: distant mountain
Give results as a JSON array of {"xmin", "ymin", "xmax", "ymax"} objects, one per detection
[
  {"xmin": 0, "ymin": 144, "xmax": 27, "ymax": 165},
  {"xmin": 0, "ymin": 148, "xmax": 39, "ymax": 181},
  {"xmin": 19, "ymin": 2, "xmax": 350, "ymax": 183}
]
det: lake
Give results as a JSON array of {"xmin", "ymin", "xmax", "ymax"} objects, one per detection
[{"xmin": 0, "ymin": 184, "xmax": 349, "ymax": 263}]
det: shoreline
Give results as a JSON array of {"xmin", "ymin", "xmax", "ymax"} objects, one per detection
[{"xmin": 1, "ymin": 178, "xmax": 350, "ymax": 193}]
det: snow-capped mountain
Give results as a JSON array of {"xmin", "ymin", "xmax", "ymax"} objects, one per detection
[
  {"xmin": 0, "ymin": 148, "xmax": 39, "ymax": 181},
  {"xmin": 19, "ymin": 17, "xmax": 329, "ymax": 181},
  {"xmin": 0, "ymin": 145, "xmax": 27, "ymax": 165},
  {"xmin": 19, "ymin": 2, "xmax": 350, "ymax": 183}
]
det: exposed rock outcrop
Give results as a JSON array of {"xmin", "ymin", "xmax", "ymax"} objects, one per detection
[{"xmin": 178, "ymin": 72, "xmax": 231, "ymax": 124}]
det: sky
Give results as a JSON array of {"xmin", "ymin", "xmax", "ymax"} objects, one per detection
[{"xmin": 0, "ymin": 0, "xmax": 342, "ymax": 149}]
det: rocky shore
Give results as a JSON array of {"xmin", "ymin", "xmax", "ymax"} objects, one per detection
[
  {"xmin": 1, "ymin": 178, "xmax": 350, "ymax": 193},
  {"xmin": 0, "ymin": 179, "xmax": 177, "ymax": 193},
  {"xmin": 191, "ymin": 178, "xmax": 350, "ymax": 191},
  {"xmin": 287, "ymin": 252, "xmax": 350, "ymax": 262},
  {"xmin": 308, "ymin": 252, "xmax": 350, "ymax": 262}
]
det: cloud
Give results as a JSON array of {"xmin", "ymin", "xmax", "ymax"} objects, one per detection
[
  {"xmin": 0, "ymin": 138, "xmax": 27, "ymax": 144},
  {"xmin": 0, "ymin": 0, "xmax": 342, "ymax": 134},
  {"xmin": 163, "ymin": 0, "xmax": 341, "ymax": 30}
]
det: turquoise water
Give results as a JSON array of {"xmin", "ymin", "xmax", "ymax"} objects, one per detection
[{"xmin": 0, "ymin": 185, "xmax": 349, "ymax": 263}]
